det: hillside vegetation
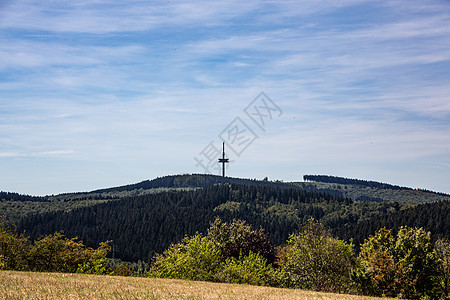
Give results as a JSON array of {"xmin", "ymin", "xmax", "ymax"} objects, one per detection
[
  {"xmin": 2, "ymin": 217, "xmax": 448, "ymax": 299},
  {"xmin": 2, "ymin": 174, "xmax": 448, "ymax": 223},
  {"xmin": 17, "ymin": 183, "xmax": 420, "ymax": 262},
  {"xmin": 2, "ymin": 174, "xmax": 445, "ymax": 262},
  {"xmin": 298, "ymin": 175, "xmax": 450, "ymax": 203},
  {"xmin": 2, "ymin": 176, "xmax": 450, "ymax": 299}
]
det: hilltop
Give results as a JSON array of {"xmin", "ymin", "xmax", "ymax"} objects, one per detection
[{"xmin": 1, "ymin": 174, "xmax": 449, "ymax": 222}]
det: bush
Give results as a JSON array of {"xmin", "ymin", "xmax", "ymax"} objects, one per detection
[
  {"xmin": 435, "ymin": 239, "xmax": 450, "ymax": 298},
  {"xmin": 216, "ymin": 251, "xmax": 283, "ymax": 287},
  {"xmin": 207, "ymin": 217, "xmax": 276, "ymax": 264},
  {"xmin": 151, "ymin": 233, "xmax": 222, "ymax": 281},
  {"xmin": 0, "ymin": 219, "xmax": 29, "ymax": 271},
  {"xmin": 279, "ymin": 219, "xmax": 356, "ymax": 293},
  {"xmin": 354, "ymin": 226, "xmax": 443, "ymax": 299},
  {"xmin": 28, "ymin": 232, "xmax": 111, "ymax": 274},
  {"xmin": 151, "ymin": 218, "xmax": 281, "ymax": 286},
  {"xmin": 1, "ymin": 218, "xmax": 111, "ymax": 274}
]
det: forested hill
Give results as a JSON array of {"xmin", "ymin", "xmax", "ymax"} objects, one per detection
[
  {"xmin": 18, "ymin": 183, "xmax": 354, "ymax": 262},
  {"xmin": 0, "ymin": 191, "xmax": 47, "ymax": 202},
  {"xmin": 4, "ymin": 174, "xmax": 450, "ymax": 262},
  {"xmin": 2, "ymin": 173, "xmax": 449, "ymax": 221},
  {"xmin": 303, "ymin": 174, "xmax": 448, "ymax": 195},
  {"xmin": 298, "ymin": 175, "xmax": 450, "ymax": 204},
  {"xmin": 17, "ymin": 182, "xmax": 449, "ymax": 262},
  {"xmin": 0, "ymin": 175, "xmax": 299, "ymax": 221},
  {"xmin": 92, "ymin": 174, "xmax": 296, "ymax": 193}
]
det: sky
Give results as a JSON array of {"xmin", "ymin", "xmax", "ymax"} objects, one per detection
[{"xmin": 1, "ymin": 0, "xmax": 450, "ymax": 195}]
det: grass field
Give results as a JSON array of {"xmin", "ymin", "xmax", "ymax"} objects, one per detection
[{"xmin": 0, "ymin": 270, "xmax": 389, "ymax": 300}]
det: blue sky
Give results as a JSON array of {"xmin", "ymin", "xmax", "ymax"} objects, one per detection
[{"xmin": 1, "ymin": 0, "xmax": 450, "ymax": 195}]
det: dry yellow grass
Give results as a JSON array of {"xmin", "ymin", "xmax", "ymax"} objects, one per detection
[{"xmin": 0, "ymin": 270, "xmax": 388, "ymax": 300}]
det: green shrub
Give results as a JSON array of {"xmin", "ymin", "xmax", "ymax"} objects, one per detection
[
  {"xmin": 216, "ymin": 251, "xmax": 283, "ymax": 287},
  {"xmin": 354, "ymin": 226, "xmax": 443, "ymax": 299},
  {"xmin": 0, "ymin": 218, "xmax": 29, "ymax": 271},
  {"xmin": 208, "ymin": 217, "xmax": 276, "ymax": 264},
  {"xmin": 27, "ymin": 232, "xmax": 111, "ymax": 274},
  {"xmin": 77, "ymin": 257, "xmax": 109, "ymax": 275},
  {"xmin": 435, "ymin": 239, "xmax": 450, "ymax": 298},
  {"xmin": 1, "ymin": 217, "xmax": 111, "ymax": 274},
  {"xmin": 151, "ymin": 233, "xmax": 222, "ymax": 281},
  {"xmin": 152, "ymin": 219, "xmax": 280, "ymax": 285},
  {"xmin": 279, "ymin": 219, "xmax": 356, "ymax": 293}
]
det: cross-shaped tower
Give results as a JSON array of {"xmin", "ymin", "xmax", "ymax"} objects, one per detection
[{"xmin": 218, "ymin": 142, "xmax": 229, "ymax": 177}]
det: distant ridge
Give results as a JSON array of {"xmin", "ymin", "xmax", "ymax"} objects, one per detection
[
  {"xmin": 303, "ymin": 174, "xmax": 450, "ymax": 197},
  {"xmin": 92, "ymin": 174, "xmax": 297, "ymax": 193}
]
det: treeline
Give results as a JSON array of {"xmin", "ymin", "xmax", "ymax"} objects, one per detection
[
  {"xmin": 0, "ymin": 191, "xmax": 115, "ymax": 203},
  {"xmin": 0, "ymin": 191, "xmax": 48, "ymax": 202},
  {"xmin": 152, "ymin": 218, "xmax": 450, "ymax": 299},
  {"xmin": 0, "ymin": 218, "xmax": 150, "ymax": 276},
  {"xmin": 4, "ymin": 216, "xmax": 450, "ymax": 298},
  {"xmin": 0, "ymin": 218, "xmax": 110, "ymax": 274},
  {"xmin": 336, "ymin": 200, "xmax": 450, "ymax": 248},
  {"xmin": 303, "ymin": 175, "xmax": 450, "ymax": 196},
  {"xmin": 303, "ymin": 174, "xmax": 410, "ymax": 189}
]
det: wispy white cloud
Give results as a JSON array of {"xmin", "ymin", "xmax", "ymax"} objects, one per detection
[
  {"xmin": 0, "ymin": 0, "xmax": 260, "ymax": 33},
  {"xmin": 0, "ymin": 40, "xmax": 144, "ymax": 69},
  {"xmin": 0, "ymin": 150, "xmax": 74, "ymax": 158}
]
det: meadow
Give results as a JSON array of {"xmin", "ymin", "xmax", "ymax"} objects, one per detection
[{"xmin": 0, "ymin": 270, "xmax": 388, "ymax": 300}]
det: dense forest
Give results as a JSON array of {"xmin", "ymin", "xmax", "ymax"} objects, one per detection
[
  {"xmin": 3, "ymin": 173, "xmax": 448, "ymax": 223},
  {"xmin": 0, "ymin": 191, "xmax": 48, "ymax": 202},
  {"xmin": 337, "ymin": 200, "xmax": 450, "ymax": 247},
  {"xmin": 93, "ymin": 174, "xmax": 293, "ymax": 193},
  {"xmin": 17, "ymin": 183, "xmax": 448, "ymax": 262}
]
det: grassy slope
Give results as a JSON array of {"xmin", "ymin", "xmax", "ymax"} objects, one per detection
[{"xmin": 0, "ymin": 270, "xmax": 388, "ymax": 300}]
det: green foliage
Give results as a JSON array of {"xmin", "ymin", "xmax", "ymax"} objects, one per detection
[
  {"xmin": 354, "ymin": 226, "xmax": 443, "ymax": 299},
  {"xmin": 0, "ymin": 218, "xmax": 29, "ymax": 271},
  {"xmin": 216, "ymin": 251, "xmax": 283, "ymax": 287},
  {"xmin": 152, "ymin": 219, "xmax": 282, "ymax": 287},
  {"xmin": 108, "ymin": 263, "xmax": 134, "ymax": 276},
  {"xmin": 434, "ymin": 239, "xmax": 450, "ymax": 299},
  {"xmin": 76, "ymin": 258, "xmax": 108, "ymax": 275},
  {"xmin": 151, "ymin": 233, "xmax": 222, "ymax": 281},
  {"xmin": 279, "ymin": 219, "xmax": 356, "ymax": 293},
  {"xmin": 27, "ymin": 232, "xmax": 111, "ymax": 274},
  {"xmin": 208, "ymin": 217, "xmax": 276, "ymax": 264},
  {"xmin": 0, "ymin": 218, "xmax": 111, "ymax": 274}
]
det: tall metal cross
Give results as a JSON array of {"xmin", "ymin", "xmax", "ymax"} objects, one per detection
[{"xmin": 218, "ymin": 142, "xmax": 229, "ymax": 177}]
